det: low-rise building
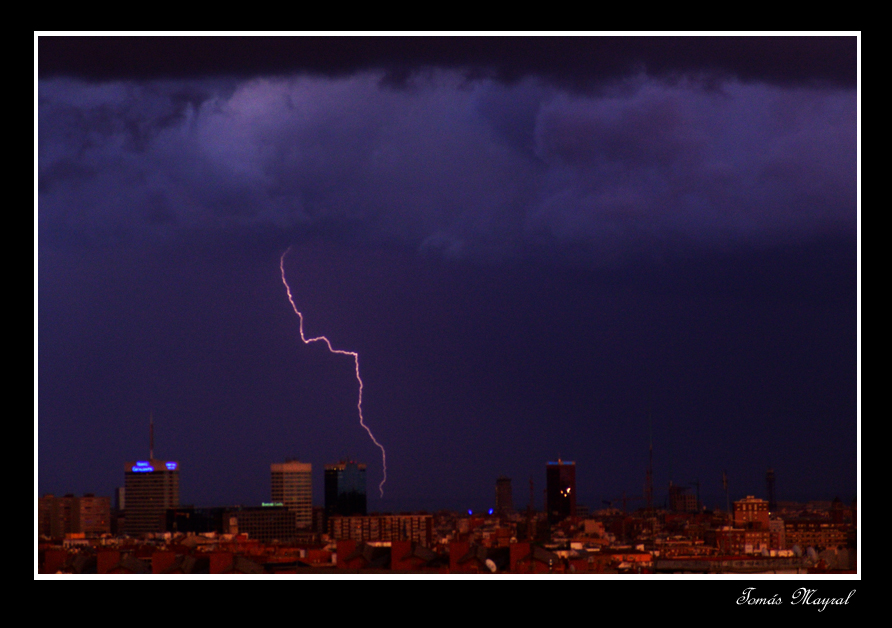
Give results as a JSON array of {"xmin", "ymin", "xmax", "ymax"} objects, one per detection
[{"xmin": 328, "ymin": 514, "xmax": 434, "ymax": 546}]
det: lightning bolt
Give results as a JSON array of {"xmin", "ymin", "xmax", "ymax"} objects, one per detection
[{"xmin": 279, "ymin": 247, "xmax": 387, "ymax": 497}]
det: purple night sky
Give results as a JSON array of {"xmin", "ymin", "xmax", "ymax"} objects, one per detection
[{"xmin": 37, "ymin": 35, "xmax": 858, "ymax": 513}]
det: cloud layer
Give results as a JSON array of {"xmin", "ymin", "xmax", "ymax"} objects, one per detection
[{"xmin": 39, "ymin": 72, "xmax": 856, "ymax": 263}]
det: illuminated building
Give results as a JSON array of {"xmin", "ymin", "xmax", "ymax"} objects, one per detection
[
  {"xmin": 546, "ymin": 459, "xmax": 576, "ymax": 523},
  {"xmin": 123, "ymin": 460, "xmax": 180, "ymax": 535},
  {"xmin": 328, "ymin": 514, "xmax": 434, "ymax": 546},
  {"xmin": 716, "ymin": 527, "xmax": 772, "ymax": 554},
  {"xmin": 769, "ymin": 518, "xmax": 786, "ymax": 549},
  {"xmin": 324, "ymin": 460, "xmax": 367, "ymax": 517},
  {"xmin": 784, "ymin": 518, "xmax": 849, "ymax": 550},
  {"xmin": 733, "ymin": 495, "xmax": 770, "ymax": 530},
  {"xmin": 271, "ymin": 460, "xmax": 312, "ymax": 528}
]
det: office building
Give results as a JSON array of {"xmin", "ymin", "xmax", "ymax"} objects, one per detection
[
  {"xmin": 74, "ymin": 493, "xmax": 112, "ymax": 535},
  {"xmin": 38, "ymin": 495, "xmax": 55, "ymax": 537},
  {"xmin": 669, "ymin": 483, "xmax": 698, "ymax": 513},
  {"xmin": 495, "ymin": 476, "xmax": 513, "ymax": 516},
  {"xmin": 223, "ymin": 505, "xmax": 307, "ymax": 543},
  {"xmin": 324, "ymin": 460, "xmax": 367, "ymax": 518},
  {"xmin": 546, "ymin": 459, "xmax": 576, "ymax": 523},
  {"xmin": 39, "ymin": 494, "xmax": 109, "ymax": 538},
  {"xmin": 165, "ymin": 506, "xmax": 227, "ymax": 534},
  {"xmin": 328, "ymin": 514, "xmax": 434, "ymax": 546},
  {"xmin": 271, "ymin": 460, "xmax": 312, "ymax": 528},
  {"xmin": 733, "ymin": 495, "xmax": 770, "ymax": 530},
  {"xmin": 783, "ymin": 518, "xmax": 848, "ymax": 550},
  {"xmin": 123, "ymin": 460, "xmax": 180, "ymax": 535},
  {"xmin": 39, "ymin": 494, "xmax": 72, "ymax": 538}
]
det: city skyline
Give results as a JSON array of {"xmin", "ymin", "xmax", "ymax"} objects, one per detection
[
  {"xmin": 41, "ymin": 444, "xmax": 853, "ymax": 516},
  {"xmin": 37, "ymin": 35, "xmax": 859, "ymax": 515}
]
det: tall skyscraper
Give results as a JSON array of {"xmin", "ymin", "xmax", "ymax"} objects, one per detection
[
  {"xmin": 546, "ymin": 459, "xmax": 576, "ymax": 523},
  {"xmin": 495, "ymin": 476, "xmax": 513, "ymax": 516},
  {"xmin": 123, "ymin": 459, "xmax": 180, "ymax": 535},
  {"xmin": 271, "ymin": 460, "xmax": 312, "ymax": 528},
  {"xmin": 324, "ymin": 460, "xmax": 367, "ymax": 518}
]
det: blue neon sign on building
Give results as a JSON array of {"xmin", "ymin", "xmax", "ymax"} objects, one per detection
[{"xmin": 129, "ymin": 460, "xmax": 178, "ymax": 472}]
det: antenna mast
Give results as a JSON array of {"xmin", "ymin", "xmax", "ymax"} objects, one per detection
[{"xmin": 644, "ymin": 411, "xmax": 654, "ymax": 511}]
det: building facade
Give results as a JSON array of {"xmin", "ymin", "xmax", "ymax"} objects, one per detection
[
  {"xmin": 271, "ymin": 460, "xmax": 312, "ymax": 528},
  {"xmin": 495, "ymin": 476, "xmax": 513, "ymax": 516},
  {"xmin": 324, "ymin": 460, "xmax": 367, "ymax": 518},
  {"xmin": 733, "ymin": 495, "xmax": 770, "ymax": 529},
  {"xmin": 328, "ymin": 514, "xmax": 434, "ymax": 546},
  {"xmin": 123, "ymin": 460, "xmax": 180, "ymax": 535},
  {"xmin": 74, "ymin": 494, "xmax": 112, "ymax": 535},
  {"xmin": 784, "ymin": 518, "xmax": 849, "ymax": 550},
  {"xmin": 39, "ymin": 494, "xmax": 111, "ymax": 538},
  {"xmin": 223, "ymin": 505, "xmax": 307, "ymax": 543},
  {"xmin": 546, "ymin": 460, "xmax": 576, "ymax": 523},
  {"xmin": 716, "ymin": 527, "xmax": 772, "ymax": 554},
  {"xmin": 669, "ymin": 484, "xmax": 698, "ymax": 513}
]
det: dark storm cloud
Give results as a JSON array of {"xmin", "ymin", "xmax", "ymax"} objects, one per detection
[
  {"xmin": 38, "ymin": 70, "xmax": 856, "ymax": 264},
  {"xmin": 529, "ymin": 81, "xmax": 856, "ymax": 250},
  {"xmin": 37, "ymin": 36, "xmax": 858, "ymax": 509},
  {"xmin": 38, "ymin": 35, "xmax": 856, "ymax": 89}
]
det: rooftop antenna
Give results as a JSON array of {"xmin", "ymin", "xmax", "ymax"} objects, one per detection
[
  {"xmin": 526, "ymin": 475, "xmax": 536, "ymax": 546},
  {"xmin": 149, "ymin": 411, "xmax": 154, "ymax": 460},
  {"xmin": 722, "ymin": 469, "xmax": 730, "ymax": 517},
  {"xmin": 644, "ymin": 410, "xmax": 654, "ymax": 512},
  {"xmin": 766, "ymin": 468, "xmax": 777, "ymax": 513}
]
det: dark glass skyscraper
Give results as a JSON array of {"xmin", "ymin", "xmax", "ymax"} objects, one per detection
[
  {"xmin": 496, "ymin": 476, "xmax": 513, "ymax": 516},
  {"xmin": 324, "ymin": 460, "xmax": 367, "ymax": 517},
  {"xmin": 546, "ymin": 460, "xmax": 576, "ymax": 523}
]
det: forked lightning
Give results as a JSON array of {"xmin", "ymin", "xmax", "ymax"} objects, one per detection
[{"xmin": 279, "ymin": 248, "xmax": 387, "ymax": 496}]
